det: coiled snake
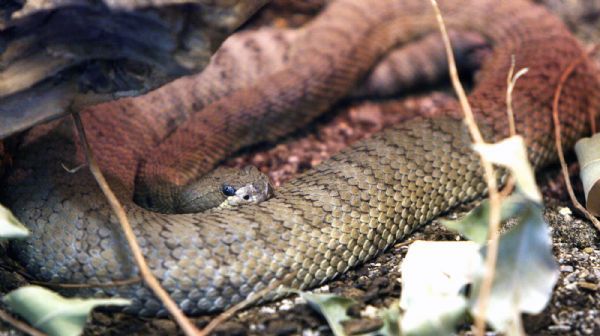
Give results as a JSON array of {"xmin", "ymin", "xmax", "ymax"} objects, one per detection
[{"xmin": 2, "ymin": 0, "xmax": 599, "ymax": 316}]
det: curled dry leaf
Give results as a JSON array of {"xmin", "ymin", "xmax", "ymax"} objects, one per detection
[{"xmin": 575, "ymin": 133, "xmax": 600, "ymax": 216}]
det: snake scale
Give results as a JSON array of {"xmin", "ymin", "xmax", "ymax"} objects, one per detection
[{"xmin": 2, "ymin": 0, "xmax": 599, "ymax": 316}]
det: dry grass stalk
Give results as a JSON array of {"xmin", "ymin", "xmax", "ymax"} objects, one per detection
[
  {"xmin": 552, "ymin": 47, "xmax": 600, "ymax": 231},
  {"xmin": 500, "ymin": 57, "xmax": 528, "ymax": 197},
  {"xmin": 71, "ymin": 112, "xmax": 201, "ymax": 336},
  {"xmin": 428, "ymin": 1, "xmax": 503, "ymax": 335},
  {"xmin": 31, "ymin": 277, "xmax": 141, "ymax": 289}
]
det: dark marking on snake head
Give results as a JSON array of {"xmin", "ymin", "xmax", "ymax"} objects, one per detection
[{"xmin": 222, "ymin": 184, "xmax": 236, "ymax": 196}]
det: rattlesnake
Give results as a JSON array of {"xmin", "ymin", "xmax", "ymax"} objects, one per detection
[{"xmin": 2, "ymin": 0, "xmax": 598, "ymax": 317}]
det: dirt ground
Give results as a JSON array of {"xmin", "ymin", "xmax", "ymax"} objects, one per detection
[{"xmin": 1, "ymin": 1, "xmax": 599, "ymax": 335}]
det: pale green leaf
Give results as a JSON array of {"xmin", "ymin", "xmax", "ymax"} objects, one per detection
[
  {"xmin": 0, "ymin": 203, "xmax": 29, "ymax": 239},
  {"xmin": 473, "ymin": 135, "xmax": 542, "ymax": 202},
  {"xmin": 375, "ymin": 303, "xmax": 401, "ymax": 336},
  {"xmin": 3, "ymin": 286, "xmax": 130, "ymax": 336},
  {"xmin": 442, "ymin": 201, "xmax": 491, "ymax": 244},
  {"xmin": 442, "ymin": 196, "xmax": 527, "ymax": 244},
  {"xmin": 401, "ymin": 295, "xmax": 467, "ymax": 336},
  {"xmin": 470, "ymin": 202, "xmax": 558, "ymax": 333},
  {"xmin": 356, "ymin": 303, "xmax": 401, "ymax": 336},
  {"xmin": 299, "ymin": 291, "xmax": 356, "ymax": 336},
  {"xmin": 400, "ymin": 241, "xmax": 480, "ymax": 335}
]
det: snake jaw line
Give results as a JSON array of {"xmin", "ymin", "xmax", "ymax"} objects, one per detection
[{"xmin": 226, "ymin": 182, "xmax": 273, "ymax": 207}]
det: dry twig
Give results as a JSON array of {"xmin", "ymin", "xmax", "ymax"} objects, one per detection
[
  {"xmin": 71, "ymin": 112, "xmax": 200, "ymax": 335},
  {"xmin": 31, "ymin": 277, "xmax": 141, "ymax": 289},
  {"xmin": 429, "ymin": 1, "xmax": 502, "ymax": 334},
  {"xmin": 500, "ymin": 57, "xmax": 528, "ymax": 197},
  {"xmin": 0, "ymin": 308, "xmax": 46, "ymax": 336},
  {"xmin": 552, "ymin": 47, "xmax": 600, "ymax": 231},
  {"xmin": 505, "ymin": 56, "xmax": 520, "ymax": 136}
]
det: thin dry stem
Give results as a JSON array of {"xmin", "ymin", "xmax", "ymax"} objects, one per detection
[
  {"xmin": 501, "ymin": 57, "xmax": 528, "ymax": 197},
  {"xmin": 429, "ymin": 1, "xmax": 502, "ymax": 335},
  {"xmin": 71, "ymin": 113, "xmax": 200, "ymax": 336},
  {"xmin": 430, "ymin": 1, "xmax": 483, "ymax": 143},
  {"xmin": 394, "ymin": 238, "xmax": 416, "ymax": 248},
  {"xmin": 0, "ymin": 308, "xmax": 46, "ymax": 336},
  {"xmin": 31, "ymin": 277, "xmax": 141, "ymax": 289},
  {"xmin": 506, "ymin": 56, "xmax": 529, "ymax": 137},
  {"xmin": 552, "ymin": 52, "xmax": 600, "ymax": 231},
  {"xmin": 61, "ymin": 162, "xmax": 86, "ymax": 173},
  {"xmin": 506, "ymin": 56, "xmax": 518, "ymax": 136}
]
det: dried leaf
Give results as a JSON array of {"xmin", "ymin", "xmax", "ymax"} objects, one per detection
[
  {"xmin": 442, "ymin": 196, "xmax": 527, "ymax": 244},
  {"xmin": 575, "ymin": 133, "xmax": 600, "ymax": 216}
]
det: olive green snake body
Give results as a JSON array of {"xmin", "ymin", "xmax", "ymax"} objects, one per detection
[{"xmin": 2, "ymin": 0, "xmax": 599, "ymax": 316}]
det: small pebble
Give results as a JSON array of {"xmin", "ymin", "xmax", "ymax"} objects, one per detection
[
  {"xmin": 315, "ymin": 284, "xmax": 329, "ymax": 293},
  {"xmin": 560, "ymin": 265, "xmax": 574, "ymax": 272},
  {"xmin": 292, "ymin": 296, "xmax": 307, "ymax": 305},
  {"xmin": 548, "ymin": 324, "xmax": 572, "ymax": 332},
  {"xmin": 565, "ymin": 282, "xmax": 578, "ymax": 290},
  {"xmin": 558, "ymin": 207, "xmax": 573, "ymax": 216},
  {"xmin": 259, "ymin": 306, "xmax": 277, "ymax": 314},
  {"xmin": 361, "ymin": 305, "xmax": 379, "ymax": 318},
  {"xmin": 278, "ymin": 298, "xmax": 295, "ymax": 311}
]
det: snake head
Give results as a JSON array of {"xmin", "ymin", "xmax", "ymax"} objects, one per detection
[
  {"xmin": 220, "ymin": 166, "xmax": 274, "ymax": 208},
  {"xmin": 175, "ymin": 165, "xmax": 273, "ymax": 213}
]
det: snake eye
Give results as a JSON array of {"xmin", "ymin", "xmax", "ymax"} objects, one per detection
[{"xmin": 222, "ymin": 184, "xmax": 236, "ymax": 196}]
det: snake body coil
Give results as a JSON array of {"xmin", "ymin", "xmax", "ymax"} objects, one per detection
[{"xmin": 2, "ymin": 0, "xmax": 599, "ymax": 316}]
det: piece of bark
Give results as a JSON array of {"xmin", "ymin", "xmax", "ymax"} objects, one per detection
[{"xmin": 0, "ymin": 0, "xmax": 268, "ymax": 138}]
